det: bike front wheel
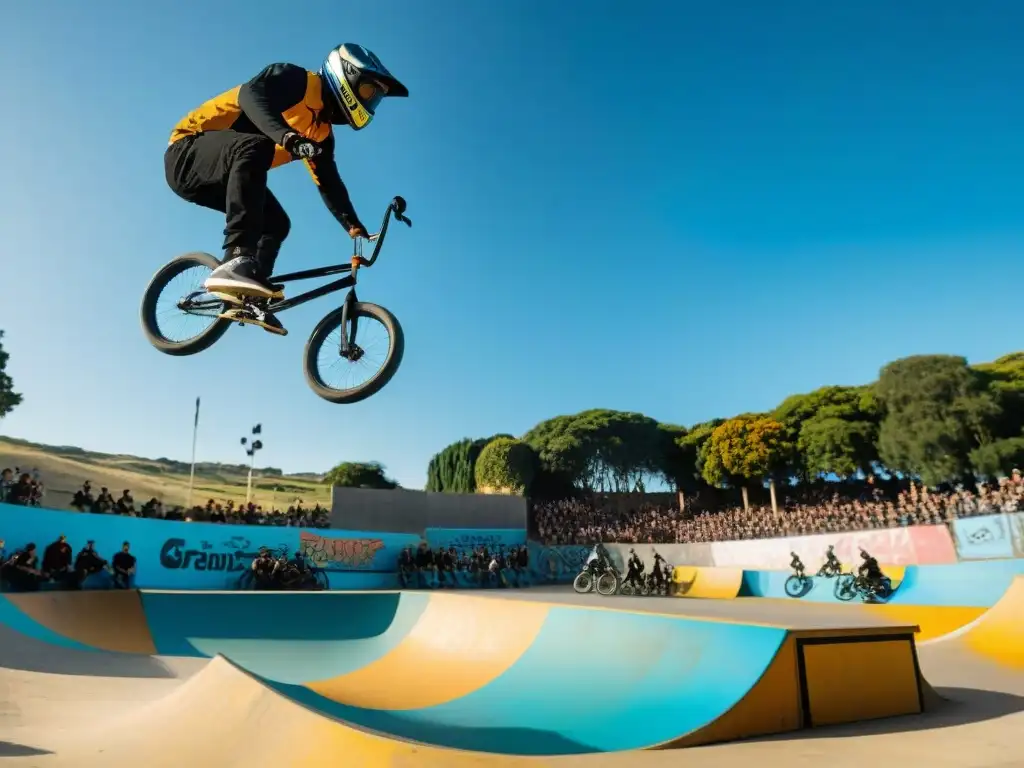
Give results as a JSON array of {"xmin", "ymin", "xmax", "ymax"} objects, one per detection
[
  {"xmin": 596, "ymin": 571, "xmax": 619, "ymax": 596},
  {"xmin": 834, "ymin": 574, "xmax": 857, "ymax": 602},
  {"xmin": 141, "ymin": 252, "xmax": 232, "ymax": 356},
  {"xmin": 303, "ymin": 302, "xmax": 405, "ymax": 404},
  {"xmin": 572, "ymin": 571, "xmax": 594, "ymax": 594}
]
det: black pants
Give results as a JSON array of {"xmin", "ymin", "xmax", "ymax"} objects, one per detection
[{"xmin": 164, "ymin": 131, "xmax": 291, "ymax": 258}]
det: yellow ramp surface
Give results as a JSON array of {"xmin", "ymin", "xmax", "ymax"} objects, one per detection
[
  {"xmin": 957, "ymin": 576, "xmax": 1024, "ymax": 669},
  {"xmin": 671, "ymin": 566, "xmax": 744, "ymax": 599},
  {"xmin": 308, "ymin": 593, "xmax": 550, "ymax": 709}
]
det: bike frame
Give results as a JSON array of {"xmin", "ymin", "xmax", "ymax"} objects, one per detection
[{"xmin": 266, "ymin": 195, "xmax": 411, "ymax": 314}]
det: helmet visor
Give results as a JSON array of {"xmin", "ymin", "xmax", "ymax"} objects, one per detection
[{"xmin": 357, "ymin": 78, "xmax": 387, "ymax": 115}]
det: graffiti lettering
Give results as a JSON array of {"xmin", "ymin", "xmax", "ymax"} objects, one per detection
[
  {"xmin": 300, "ymin": 532, "xmax": 385, "ymax": 571},
  {"xmin": 159, "ymin": 537, "xmax": 268, "ymax": 572}
]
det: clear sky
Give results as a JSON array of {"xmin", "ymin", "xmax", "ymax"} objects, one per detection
[{"xmin": 2, "ymin": 0, "xmax": 1023, "ymax": 488}]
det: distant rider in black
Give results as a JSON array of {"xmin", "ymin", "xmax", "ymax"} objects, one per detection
[
  {"xmin": 251, "ymin": 548, "xmax": 276, "ymax": 589},
  {"xmin": 857, "ymin": 550, "xmax": 887, "ymax": 596},
  {"xmin": 650, "ymin": 550, "xmax": 667, "ymax": 593},
  {"xmin": 822, "ymin": 545, "xmax": 841, "ymax": 575},
  {"xmin": 625, "ymin": 548, "xmax": 644, "ymax": 590},
  {"xmin": 790, "ymin": 551, "xmax": 806, "ymax": 580}
]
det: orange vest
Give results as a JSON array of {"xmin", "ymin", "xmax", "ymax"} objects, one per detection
[{"xmin": 168, "ymin": 71, "xmax": 331, "ymax": 168}]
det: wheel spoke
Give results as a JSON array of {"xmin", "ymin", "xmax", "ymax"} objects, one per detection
[
  {"xmin": 153, "ymin": 264, "xmax": 222, "ymax": 344},
  {"xmin": 314, "ymin": 314, "xmax": 392, "ymax": 394}
]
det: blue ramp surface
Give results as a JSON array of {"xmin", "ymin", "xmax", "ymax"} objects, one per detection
[{"xmin": 264, "ymin": 607, "xmax": 788, "ymax": 755}]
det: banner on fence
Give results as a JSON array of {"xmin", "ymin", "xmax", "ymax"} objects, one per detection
[
  {"xmin": 951, "ymin": 514, "xmax": 1016, "ymax": 561},
  {"xmin": 708, "ymin": 524, "xmax": 956, "ymax": 570},
  {"xmin": 424, "ymin": 528, "xmax": 527, "ymax": 552}
]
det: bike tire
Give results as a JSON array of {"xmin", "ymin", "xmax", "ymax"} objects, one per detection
[
  {"xmin": 303, "ymin": 302, "xmax": 405, "ymax": 405},
  {"xmin": 784, "ymin": 574, "xmax": 807, "ymax": 598},
  {"xmin": 140, "ymin": 252, "xmax": 232, "ymax": 356},
  {"xmin": 619, "ymin": 582, "xmax": 635, "ymax": 597},
  {"xmin": 596, "ymin": 571, "xmax": 619, "ymax": 596},
  {"xmin": 834, "ymin": 574, "xmax": 857, "ymax": 602},
  {"xmin": 572, "ymin": 571, "xmax": 594, "ymax": 594}
]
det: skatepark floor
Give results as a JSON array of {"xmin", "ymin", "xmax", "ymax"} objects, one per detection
[{"xmin": 1, "ymin": 588, "xmax": 1022, "ymax": 767}]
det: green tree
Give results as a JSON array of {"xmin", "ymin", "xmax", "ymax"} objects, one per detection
[
  {"xmin": 0, "ymin": 330, "xmax": 22, "ymax": 419},
  {"xmin": 425, "ymin": 435, "xmax": 512, "ymax": 493},
  {"xmin": 323, "ymin": 461, "xmax": 398, "ymax": 489},
  {"xmin": 969, "ymin": 437, "xmax": 1024, "ymax": 479},
  {"xmin": 702, "ymin": 416, "xmax": 792, "ymax": 509},
  {"xmin": 474, "ymin": 437, "xmax": 537, "ymax": 494},
  {"xmin": 524, "ymin": 409, "xmax": 664, "ymax": 492},
  {"xmin": 773, "ymin": 385, "xmax": 881, "ymax": 478},
  {"xmin": 876, "ymin": 355, "xmax": 1002, "ymax": 486}
]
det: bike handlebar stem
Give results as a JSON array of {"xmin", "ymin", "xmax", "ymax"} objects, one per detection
[{"xmin": 356, "ymin": 196, "xmax": 412, "ymax": 267}]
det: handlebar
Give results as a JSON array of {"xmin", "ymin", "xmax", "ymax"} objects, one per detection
[{"xmin": 352, "ymin": 196, "xmax": 412, "ymax": 270}]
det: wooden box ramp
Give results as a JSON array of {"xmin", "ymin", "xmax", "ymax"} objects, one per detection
[{"xmin": 0, "ymin": 590, "xmax": 935, "ymax": 760}]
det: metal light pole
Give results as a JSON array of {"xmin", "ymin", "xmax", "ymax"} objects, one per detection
[{"xmin": 241, "ymin": 424, "xmax": 263, "ymax": 505}]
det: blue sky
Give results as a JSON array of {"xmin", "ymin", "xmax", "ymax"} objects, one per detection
[{"xmin": 2, "ymin": 0, "xmax": 1023, "ymax": 488}]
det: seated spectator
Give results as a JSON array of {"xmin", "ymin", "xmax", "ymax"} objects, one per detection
[
  {"xmin": 111, "ymin": 541, "xmax": 137, "ymax": 589},
  {"xmin": 7, "ymin": 473, "xmax": 38, "ymax": 506},
  {"xmin": 93, "ymin": 488, "xmax": 115, "ymax": 514},
  {"xmin": 115, "ymin": 490, "xmax": 135, "ymax": 516},
  {"xmin": 1, "ymin": 543, "xmax": 46, "ymax": 592},
  {"xmin": 42, "ymin": 534, "xmax": 76, "ymax": 589},
  {"xmin": 1, "ymin": 468, "xmax": 14, "ymax": 503},
  {"xmin": 73, "ymin": 540, "xmax": 109, "ymax": 588}
]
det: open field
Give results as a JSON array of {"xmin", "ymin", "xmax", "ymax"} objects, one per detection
[{"xmin": 0, "ymin": 437, "xmax": 331, "ymax": 510}]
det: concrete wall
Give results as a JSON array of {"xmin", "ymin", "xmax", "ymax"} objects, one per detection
[{"xmin": 331, "ymin": 487, "xmax": 527, "ymax": 533}]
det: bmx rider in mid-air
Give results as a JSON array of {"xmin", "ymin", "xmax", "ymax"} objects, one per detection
[{"xmin": 163, "ymin": 43, "xmax": 409, "ymax": 335}]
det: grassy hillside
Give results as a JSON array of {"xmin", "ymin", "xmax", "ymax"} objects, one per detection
[{"xmin": 0, "ymin": 436, "xmax": 330, "ymax": 510}]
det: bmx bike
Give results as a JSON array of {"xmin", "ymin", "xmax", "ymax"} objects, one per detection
[
  {"xmin": 141, "ymin": 196, "xmax": 412, "ymax": 404},
  {"xmin": 236, "ymin": 547, "xmax": 330, "ymax": 591},
  {"xmin": 834, "ymin": 572, "xmax": 892, "ymax": 603},
  {"xmin": 573, "ymin": 562, "xmax": 620, "ymax": 595}
]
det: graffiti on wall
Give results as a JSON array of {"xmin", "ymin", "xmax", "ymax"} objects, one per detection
[
  {"xmin": 525, "ymin": 543, "xmax": 590, "ymax": 584},
  {"xmin": 299, "ymin": 531, "xmax": 386, "ymax": 571},
  {"xmin": 158, "ymin": 535, "xmax": 282, "ymax": 573}
]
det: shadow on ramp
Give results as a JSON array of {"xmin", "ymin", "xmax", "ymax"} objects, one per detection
[
  {"xmin": 755, "ymin": 686, "xmax": 1024, "ymax": 744},
  {"xmin": 0, "ymin": 741, "xmax": 53, "ymax": 757},
  {"xmin": 0, "ymin": 625, "xmax": 179, "ymax": 678}
]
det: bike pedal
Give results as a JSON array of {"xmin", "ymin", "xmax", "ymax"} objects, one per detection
[{"xmin": 210, "ymin": 292, "xmax": 244, "ymax": 305}]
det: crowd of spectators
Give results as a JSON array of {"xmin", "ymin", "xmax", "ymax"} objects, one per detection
[
  {"xmin": 0, "ymin": 467, "xmax": 44, "ymax": 507},
  {"xmin": 533, "ymin": 474, "xmax": 1024, "ymax": 546},
  {"xmin": 398, "ymin": 541, "xmax": 531, "ymax": 589},
  {"xmin": 0, "ymin": 533, "xmax": 137, "ymax": 592},
  {"xmin": 67, "ymin": 481, "xmax": 330, "ymax": 528}
]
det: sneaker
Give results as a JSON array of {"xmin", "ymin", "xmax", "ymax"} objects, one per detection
[
  {"xmin": 205, "ymin": 250, "xmax": 284, "ymax": 299},
  {"xmin": 217, "ymin": 307, "xmax": 288, "ymax": 337}
]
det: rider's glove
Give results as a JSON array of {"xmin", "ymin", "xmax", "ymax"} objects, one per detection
[{"xmin": 282, "ymin": 131, "xmax": 322, "ymax": 160}]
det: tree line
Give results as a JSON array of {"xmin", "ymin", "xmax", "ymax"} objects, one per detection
[{"xmin": 420, "ymin": 352, "xmax": 1024, "ymax": 503}]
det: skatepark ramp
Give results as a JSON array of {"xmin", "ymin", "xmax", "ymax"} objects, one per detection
[{"xmin": 0, "ymin": 590, "xmax": 930, "ymax": 759}]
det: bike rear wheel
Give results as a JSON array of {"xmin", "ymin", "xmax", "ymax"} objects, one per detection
[
  {"xmin": 784, "ymin": 574, "xmax": 808, "ymax": 598},
  {"xmin": 572, "ymin": 571, "xmax": 594, "ymax": 594},
  {"xmin": 303, "ymin": 302, "xmax": 405, "ymax": 404},
  {"xmin": 619, "ymin": 582, "xmax": 635, "ymax": 597},
  {"xmin": 141, "ymin": 252, "xmax": 231, "ymax": 356}
]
